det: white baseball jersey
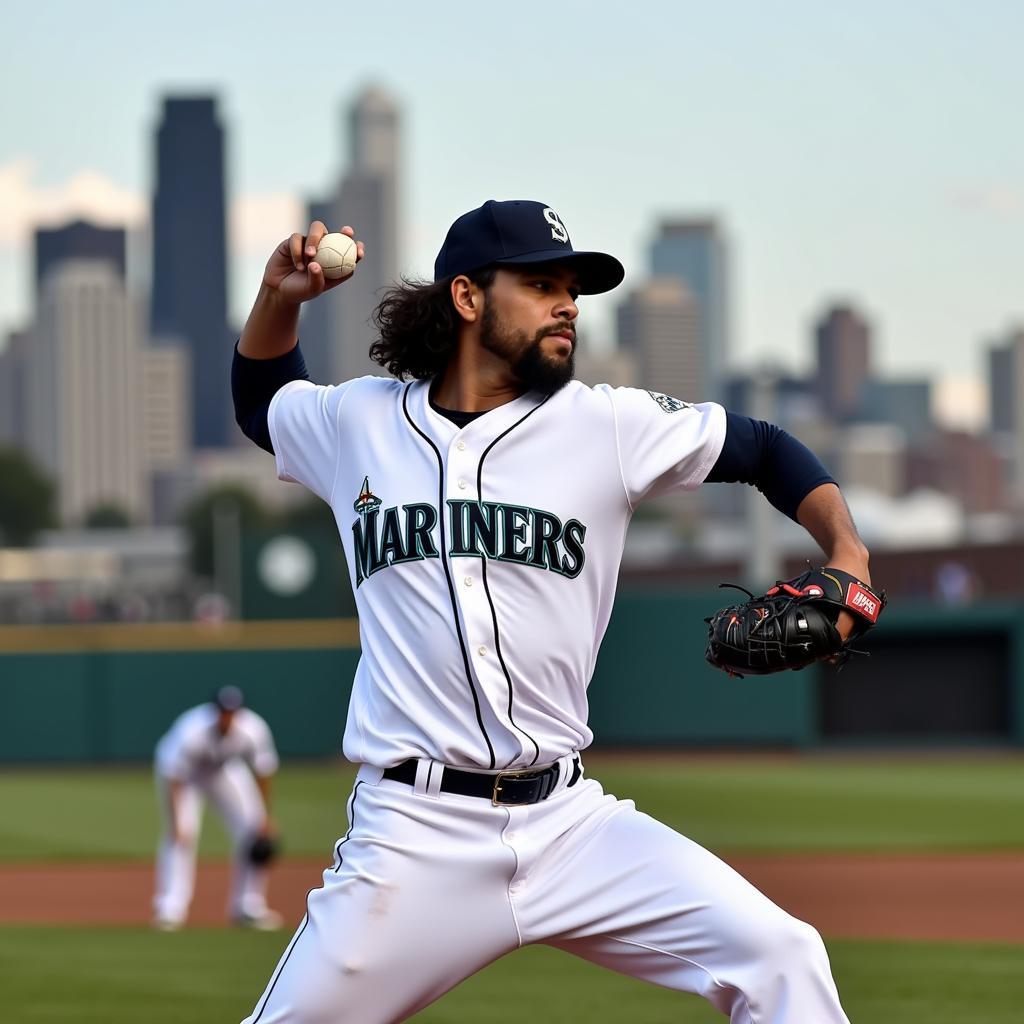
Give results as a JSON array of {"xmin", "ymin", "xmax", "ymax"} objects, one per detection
[
  {"xmin": 268, "ymin": 377, "xmax": 725, "ymax": 771},
  {"xmin": 155, "ymin": 704, "xmax": 280, "ymax": 783}
]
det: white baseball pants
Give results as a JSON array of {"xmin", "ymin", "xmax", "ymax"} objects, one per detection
[
  {"xmin": 153, "ymin": 760, "xmax": 270, "ymax": 924},
  {"xmin": 242, "ymin": 758, "xmax": 849, "ymax": 1023}
]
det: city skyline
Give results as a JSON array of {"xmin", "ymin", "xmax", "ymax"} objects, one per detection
[{"xmin": 3, "ymin": 2, "xmax": 1023, "ymax": 430}]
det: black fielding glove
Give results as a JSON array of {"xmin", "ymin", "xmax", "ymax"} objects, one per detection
[
  {"xmin": 248, "ymin": 834, "xmax": 281, "ymax": 865},
  {"xmin": 704, "ymin": 566, "xmax": 886, "ymax": 678}
]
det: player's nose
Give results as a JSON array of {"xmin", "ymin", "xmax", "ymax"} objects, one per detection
[{"xmin": 554, "ymin": 291, "xmax": 578, "ymax": 320}]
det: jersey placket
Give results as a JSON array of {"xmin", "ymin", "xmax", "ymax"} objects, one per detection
[{"xmin": 444, "ymin": 432, "xmax": 513, "ymax": 758}]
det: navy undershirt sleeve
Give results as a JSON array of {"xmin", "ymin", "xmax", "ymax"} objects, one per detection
[
  {"xmin": 705, "ymin": 411, "xmax": 836, "ymax": 521},
  {"xmin": 231, "ymin": 342, "xmax": 311, "ymax": 454}
]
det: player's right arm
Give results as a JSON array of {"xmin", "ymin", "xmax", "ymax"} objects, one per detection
[
  {"xmin": 233, "ymin": 222, "xmax": 364, "ymax": 453},
  {"xmin": 237, "ymin": 222, "xmax": 364, "ymax": 358}
]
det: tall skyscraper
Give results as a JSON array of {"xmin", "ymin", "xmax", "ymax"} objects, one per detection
[
  {"xmin": 617, "ymin": 278, "xmax": 702, "ymax": 402},
  {"xmin": 650, "ymin": 219, "xmax": 729, "ymax": 402},
  {"xmin": 986, "ymin": 326, "xmax": 1024, "ymax": 504},
  {"xmin": 36, "ymin": 220, "xmax": 126, "ymax": 298},
  {"xmin": 140, "ymin": 346, "xmax": 192, "ymax": 472},
  {"xmin": 26, "ymin": 261, "xmax": 145, "ymax": 523},
  {"xmin": 0, "ymin": 328, "xmax": 30, "ymax": 448},
  {"xmin": 987, "ymin": 327, "xmax": 1024, "ymax": 434},
  {"xmin": 815, "ymin": 304, "xmax": 871, "ymax": 422},
  {"xmin": 303, "ymin": 86, "xmax": 401, "ymax": 383},
  {"xmin": 150, "ymin": 96, "xmax": 229, "ymax": 447}
]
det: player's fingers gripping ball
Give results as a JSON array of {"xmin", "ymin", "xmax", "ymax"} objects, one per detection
[
  {"xmin": 315, "ymin": 232, "xmax": 358, "ymax": 280},
  {"xmin": 248, "ymin": 834, "xmax": 281, "ymax": 866},
  {"xmin": 704, "ymin": 566, "xmax": 886, "ymax": 677}
]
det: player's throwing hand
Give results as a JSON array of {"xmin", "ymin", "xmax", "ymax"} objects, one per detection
[{"xmin": 263, "ymin": 221, "xmax": 365, "ymax": 305}]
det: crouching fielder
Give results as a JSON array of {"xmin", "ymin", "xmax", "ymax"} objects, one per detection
[{"xmin": 153, "ymin": 685, "xmax": 282, "ymax": 931}]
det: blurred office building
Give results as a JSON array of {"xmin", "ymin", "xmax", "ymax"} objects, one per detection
[
  {"xmin": 617, "ymin": 278, "xmax": 702, "ymax": 401},
  {"xmin": 140, "ymin": 344, "xmax": 192, "ymax": 522},
  {"xmin": 616, "ymin": 278, "xmax": 704, "ymax": 532},
  {"xmin": 815, "ymin": 303, "xmax": 871, "ymax": 422},
  {"xmin": 856, "ymin": 378, "xmax": 933, "ymax": 441},
  {"xmin": 150, "ymin": 96, "xmax": 231, "ymax": 447},
  {"xmin": 25, "ymin": 261, "xmax": 146, "ymax": 524},
  {"xmin": 905, "ymin": 429, "xmax": 1010, "ymax": 515},
  {"xmin": 0, "ymin": 328, "xmax": 30, "ymax": 448},
  {"xmin": 650, "ymin": 219, "xmax": 730, "ymax": 403},
  {"xmin": 303, "ymin": 86, "xmax": 402, "ymax": 383},
  {"xmin": 35, "ymin": 220, "xmax": 126, "ymax": 300},
  {"xmin": 836, "ymin": 424, "xmax": 907, "ymax": 498},
  {"xmin": 986, "ymin": 325, "xmax": 1024, "ymax": 505},
  {"xmin": 573, "ymin": 345, "xmax": 638, "ymax": 388}
]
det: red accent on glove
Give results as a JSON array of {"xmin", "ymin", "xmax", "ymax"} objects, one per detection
[{"xmin": 845, "ymin": 582, "xmax": 881, "ymax": 623}]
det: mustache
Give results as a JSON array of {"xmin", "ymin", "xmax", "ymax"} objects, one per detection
[{"xmin": 538, "ymin": 323, "xmax": 577, "ymax": 343}]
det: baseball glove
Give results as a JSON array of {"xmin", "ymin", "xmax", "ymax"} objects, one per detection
[
  {"xmin": 704, "ymin": 566, "xmax": 885, "ymax": 678},
  {"xmin": 247, "ymin": 834, "xmax": 281, "ymax": 866}
]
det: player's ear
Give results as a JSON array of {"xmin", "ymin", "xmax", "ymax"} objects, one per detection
[{"xmin": 451, "ymin": 275, "xmax": 482, "ymax": 324}]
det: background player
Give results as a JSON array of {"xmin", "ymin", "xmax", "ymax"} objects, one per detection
[
  {"xmin": 152, "ymin": 685, "xmax": 281, "ymax": 931},
  {"xmin": 231, "ymin": 201, "xmax": 872, "ymax": 1022}
]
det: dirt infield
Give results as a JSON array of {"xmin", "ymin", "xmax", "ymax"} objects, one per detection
[{"xmin": 1, "ymin": 852, "xmax": 1021, "ymax": 941}]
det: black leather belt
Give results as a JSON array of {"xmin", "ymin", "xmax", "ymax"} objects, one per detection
[{"xmin": 382, "ymin": 757, "xmax": 581, "ymax": 806}]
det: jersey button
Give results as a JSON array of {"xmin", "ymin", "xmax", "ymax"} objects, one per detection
[
  {"xmin": 458, "ymin": 479, "xmax": 468, "ymax": 490},
  {"xmin": 477, "ymin": 645, "xmax": 488, "ymax": 657},
  {"xmin": 456, "ymin": 441, "xmax": 466, "ymax": 451},
  {"xmin": 464, "ymin": 576, "xmax": 473, "ymax": 587}
]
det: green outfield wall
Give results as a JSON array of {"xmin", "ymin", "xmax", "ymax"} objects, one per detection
[{"xmin": 1, "ymin": 594, "xmax": 1021, "ymax": 762}]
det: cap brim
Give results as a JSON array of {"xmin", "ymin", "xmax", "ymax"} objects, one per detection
[{"xmin": 492, "ymin": 249, "xmax": 625, "ymax": 295}]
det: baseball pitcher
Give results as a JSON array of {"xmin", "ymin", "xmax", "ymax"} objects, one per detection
[{"xmin": 231, "ymin": 200, "xmax": 881, "ymax": 1022}]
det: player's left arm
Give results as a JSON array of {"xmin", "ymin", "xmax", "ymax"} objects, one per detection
[
  {"xmin": 706, "ymin": 412, "xmax": 870, "ymax": 638},
  {"xmin": 794, "ymin": 482, "xmax": 871, "ymax": 640},
  {"xmin": 248, "ymin": 715, "xmax": 280, "ymax": 835},
  {"xmin": 254, "ymin": 771, "xmax": 276, "ymax": 836}
]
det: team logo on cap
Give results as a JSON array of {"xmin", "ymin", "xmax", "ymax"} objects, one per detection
[
  {"xmin": 543, "ymin": 208, "xmax": 569, "ymax": 244},
  {"xmin": 353, "ymin": 476, "xmax": 382, "ymax": 516},
  {"xmin": 647, "ymin": 391, "xmax": 692, "ymax": 414}
]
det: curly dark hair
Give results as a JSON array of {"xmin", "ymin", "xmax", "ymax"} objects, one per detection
[{"xmin": 369, "ymin": 268, "xmax": 496, "ymax": 380}]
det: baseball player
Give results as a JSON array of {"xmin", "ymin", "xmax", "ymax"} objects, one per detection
[
  {"xmin": 152, "ymin": 685, "xmax": 282, "ymax": 931},
  {"xmin": 232, "ymin": 200, "xmax": 873, "ymax": 1022}
]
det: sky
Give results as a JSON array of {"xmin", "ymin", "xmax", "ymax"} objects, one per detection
[{"xmin": 3, "ymin": 1, "xmax": 1022, "ymax": 424}]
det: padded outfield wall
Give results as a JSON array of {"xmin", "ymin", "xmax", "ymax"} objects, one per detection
[{"xmin": 1, "ymin": 594, "xmax": 1022, "ymax": 762}]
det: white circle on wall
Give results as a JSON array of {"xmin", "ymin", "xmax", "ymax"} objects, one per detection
[{"xmin": 259, "ymin": 536, "xmax": 316, "ymax": 596}]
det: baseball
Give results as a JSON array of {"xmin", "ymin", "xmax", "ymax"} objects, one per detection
[{"xmin": 315, "ymin": 232, "xmax": 358, "ymax": 280}]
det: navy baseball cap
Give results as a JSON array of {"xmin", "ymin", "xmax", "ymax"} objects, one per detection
[
  {"xmin": 214, "ymin": 686, "xmax": 244, "ymax": 712},
  {"xmin": 434, "ymin": 200, "xmax": 624, "ymax": 295}
]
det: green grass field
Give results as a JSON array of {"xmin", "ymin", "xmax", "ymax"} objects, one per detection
[
  {"xmin": 2, "ymin": 754, "xmax": 1022, "ymax": 1022},
  {"xmin": 2, "ymin": 753, "xmax": 1023, "ymax": 860},
  {"xmin": 1, "ymin": 927, "xmax": 1021, "ymax": 1024}
]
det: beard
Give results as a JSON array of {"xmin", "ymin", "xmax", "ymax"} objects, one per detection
[{"xmin": 479, "ymin": 304, "xmax": 575, "ymax": 396}]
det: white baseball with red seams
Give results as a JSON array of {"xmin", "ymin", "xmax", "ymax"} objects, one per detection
[
  {"xmin": 314, "ymin": 232, "xmax": 358, "ymax": 280},
  {"xmin": 238, "ymin": 373, "xmax": 852, "ymax": 1024}
]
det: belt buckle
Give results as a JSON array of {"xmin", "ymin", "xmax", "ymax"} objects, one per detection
[{"xmin": 491, "ymin": 768, "xmax": 538, "ymax": 806}]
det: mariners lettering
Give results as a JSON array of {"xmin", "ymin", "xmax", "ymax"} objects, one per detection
[{"xmin": 353, "ymin": 500, "xmax": 587, "ymax": 586}]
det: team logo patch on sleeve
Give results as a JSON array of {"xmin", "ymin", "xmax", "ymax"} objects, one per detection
[{"xmin": 647, "ymin": 391, "xmax": 692, "ymax": 414}]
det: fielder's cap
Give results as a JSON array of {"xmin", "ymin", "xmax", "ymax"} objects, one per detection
[
  {"xmin": 433, "ymin": 200, "xmax": 624, "ymax": 295},
  {"xmin": 214, "ymin": 685, "xmax": 245, "ymax": 712}
]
